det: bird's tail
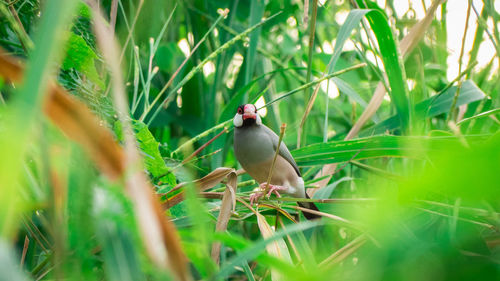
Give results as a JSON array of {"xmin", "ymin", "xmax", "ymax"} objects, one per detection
[{"xmin": 297, "ymin": 193, "xmax": 321, "ymax": 220}]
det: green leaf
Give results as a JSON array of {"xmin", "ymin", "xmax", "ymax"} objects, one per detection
[
  {"xmin": 133, "ymin": 121, "xmax": 176, "ymax": 186},
  {"xmin": 292, "ymin": 135, "xmax": 489, "ymax": 166},
  {"xmin": 361, "ymin": 80, "xmax": 486, "ymax": 136},
  {"xmin": 62, "ymin": 33, "xmax": 103, "ymax": 88},
  {"xmin": 114, "ymin": 120, "xmax": 176, "ymax": 187}
]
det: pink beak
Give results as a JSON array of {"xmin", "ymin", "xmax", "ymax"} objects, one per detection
[{"xmin": 242, "ymin": 105, "xmax": 256, "ymax": 120}]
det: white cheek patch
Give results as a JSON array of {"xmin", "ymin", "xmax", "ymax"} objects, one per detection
[
  {"xmin": 233, "ymin": 113, "xmax": 243, "ymax": 127},
  {"xmin": 256, "ymin": 114, "xmax": 262, "ymax": 125}
]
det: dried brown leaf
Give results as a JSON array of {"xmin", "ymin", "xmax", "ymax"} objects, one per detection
[
  {"xmin": 0, "ymin": 48, "xmax": 126, "ymax": 180},
  {"xmin": 210, "ymin": 171, "xmax": 237, "ymax": 265},
  {"xmin": 256, "ymin": 211, "xmax": 292, "ymax": 281}
]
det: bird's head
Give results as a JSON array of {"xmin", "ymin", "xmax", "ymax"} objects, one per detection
[{"xmin": 233, "ymin": 104, "xmax": 262, "ymax": 127}]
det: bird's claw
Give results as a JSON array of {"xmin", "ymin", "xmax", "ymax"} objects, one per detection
[
  {"xmin": 249, "ymin": 192, "xmax": 263, "ymax": 206},
  {"xmin": 266, "ymin": 187, "xmax": 282, "ymax": 198},
  {"xmin": 249, "ymin": 183, "xmax": 286, "ymax": 205}
]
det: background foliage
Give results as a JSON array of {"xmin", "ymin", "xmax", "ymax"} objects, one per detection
[{"xmin": 0, "ymin": 0, "xmax": 499, "ymax": 280}]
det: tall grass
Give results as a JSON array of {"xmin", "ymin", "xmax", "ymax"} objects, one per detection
[{"xmin": 0, "ymin": 0, "xmax": 499, "ymax": 280}]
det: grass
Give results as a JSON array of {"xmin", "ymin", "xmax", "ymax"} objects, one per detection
[{"xmin": 0, "ymin": 0, "xmax": 499, "ymax": 280}]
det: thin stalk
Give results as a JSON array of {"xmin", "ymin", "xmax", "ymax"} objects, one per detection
[
  {"xmin": 131, "ymin": 48, "xmax": 140, "ymax": 111},
  {"xmin": 424, "ymin": 61, "xmax": 477, "ymax": 117},
  {"xmin": 415, "ymin": 207, "xmax": 495, "ymax": 229},
  {"xmin": 181, "ymin": 128, "xmax": 228, "ymax": 164},
  {"xmin": 144, "ymin": 12, "xmax": 281, "ymax": 125},
  {"xmin": 143, "ymin": 38, "xmax": 155, "ymax": 112},
  {"xmin": 323, "ymin": 80, "xmax": 330, "ymax": 143},
  {"xmin": 471, "ymin": 1, "xmax": 500, "ymax": 60},
  {"xmin": 305, "ymin": 0, "xmax": 318, "ymax": 93},
  {"xmin": 172, "ymin": 119, "xmax": 232, "ymax": 156},
  {"xmin": 262, "ymin": 63, "xmax": 367, "ymax": 108},
  {"xmin": 140, "ymin": 10, "xmax": 228, "ymax": 121},
  {"xmin": 290, "ymin": 205, "xmax": 356, "ymax": 226},
  {"xmin": 118, "ymin": 0, "xmax": 145, "ymax": 64},
  {"xmin": 200, "ymin": 192, "xmax": 377, "ymax": 205},
  {"xmin": 447, "ymin": 0, "xmax": 472, "ymax": 122},
  {"xmin": 131, "ymin": 7, "xmax": 177, "ymax": 111},
  {"xmin": 417, "ymin": 199, "xmax": 500, "ymax": 216},
  {"xmin": 0, "ymin": 2, "xmax": 33, "ymax": 50},
  {"xmin": 7, "ymin": 0, "xmax": 29, "ymax": 51},
  {"xmin": 466, "ymin": 3, "xmax": 487, "ymax": 78},
  {"xmin": 300, "ymin": 0, "xmax": 318, "ymax": 148},
  {"xmin": 457, "ymin": 108, "xmax": 500, "ymax": 126},
  {"xmin": 131, "ymin": 46, "xmax": 146, "ymax": 113},
  {"xmin": 187, "ymin": 5, "xmax": 307, "ymax": 83},
  {"xmin": 20, "ymin": 235, "xmax": 29, "ymax": 267},
  {"xmin": 319, "ymin": 234, "xmax": 367, "ymax": 267},
  {"xmin": 169, "ymin": 149, "xmax": 223, "ymax": 173},
  {"xmin": 263, "ymin": 124, "xmax": 287, "ymax": 194}
]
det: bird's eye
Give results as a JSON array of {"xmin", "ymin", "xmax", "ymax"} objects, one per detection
[{"xmin": 237, "ymin": 107, "xmax": 243, "ymax": 114}]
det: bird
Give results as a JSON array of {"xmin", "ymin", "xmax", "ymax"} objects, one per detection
[{"xmin": 233, "ymin": 104, "xmax": 320, "ymax": 220}]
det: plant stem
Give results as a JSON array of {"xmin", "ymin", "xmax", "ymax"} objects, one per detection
[{"xmin": 263, "ymin": 124, "xmax": 286, "ymax": 194}]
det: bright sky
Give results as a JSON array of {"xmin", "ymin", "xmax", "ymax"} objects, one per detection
[{"xmin": 381, "ymin": 0, "xmax": 499, "ymax": 81}]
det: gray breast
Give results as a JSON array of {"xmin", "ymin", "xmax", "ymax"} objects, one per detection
[{"xmin": 234, "ymin": 124, "xmax": 275, "ymax": 168}]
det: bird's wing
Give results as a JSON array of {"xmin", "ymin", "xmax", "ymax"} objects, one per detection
[{"xmin": 261, "ymin": 125, "xmax": 301, "ymax": 177}]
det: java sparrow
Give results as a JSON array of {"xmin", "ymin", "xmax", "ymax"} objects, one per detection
[{"xmin": 233, "ymin": 104, "xmax": 320, "ymax": 220}]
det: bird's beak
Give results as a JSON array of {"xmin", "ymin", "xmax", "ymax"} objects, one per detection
[{"xmin": 242, "ymin": 109, "xmax": 256, "ymax": 120}]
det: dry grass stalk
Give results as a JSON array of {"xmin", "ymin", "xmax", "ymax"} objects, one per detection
[{"xmin": 163, "ymin": 167, "xmax": 236, "ymax": 209}]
